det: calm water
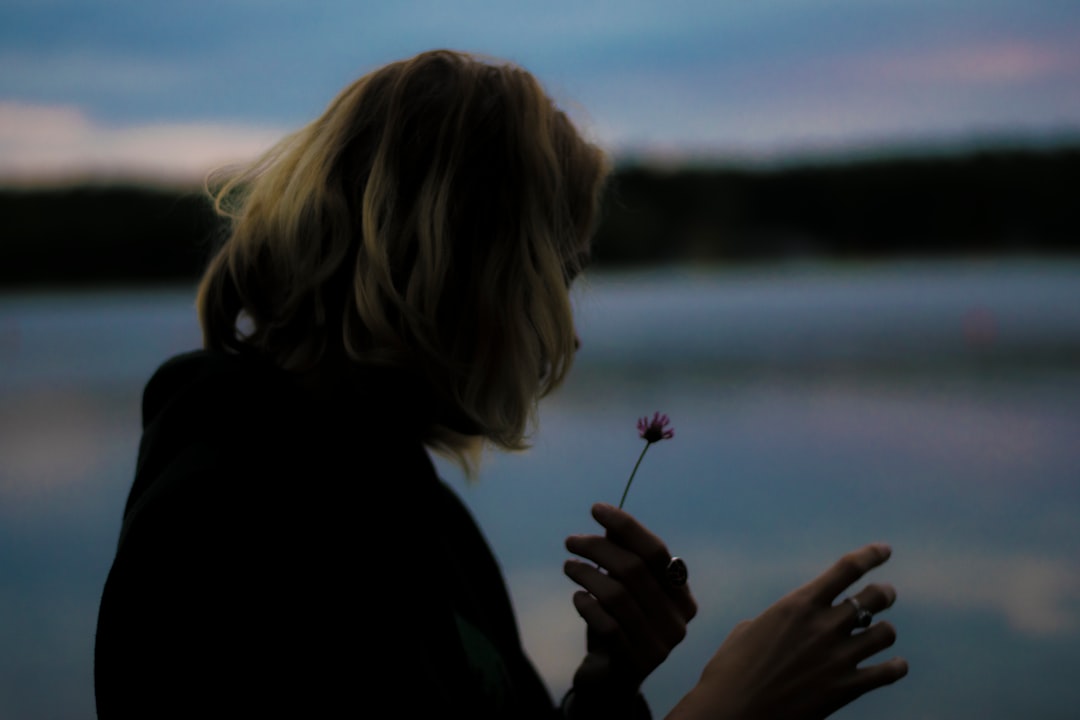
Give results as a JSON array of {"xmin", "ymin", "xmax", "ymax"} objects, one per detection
[{"xmin": 2, "ymin": 260, "xmax": 1078, "ymax": 719}]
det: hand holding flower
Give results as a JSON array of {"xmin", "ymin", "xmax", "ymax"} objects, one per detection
[
  {"xmin": 564, "ymin": 503, "xmax": 698, "ymax": 716},
  {"xmin": 562, "ymin": 412, "xmax": 693, "ymax": 717}
]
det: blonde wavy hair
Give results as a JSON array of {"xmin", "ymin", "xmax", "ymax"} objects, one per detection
[{"xmin": 197, "ymin": 49, "xmax": 609, "ymax": 465}]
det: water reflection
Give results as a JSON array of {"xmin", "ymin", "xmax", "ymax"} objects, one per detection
[{"xmin": 1, "ymin": 261, "xmax": 1078, "ymax": 718}]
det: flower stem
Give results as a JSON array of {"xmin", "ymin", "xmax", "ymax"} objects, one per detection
[{"xmin": 619, "ymin": 442, "xmax": 651, "ymax": 509}]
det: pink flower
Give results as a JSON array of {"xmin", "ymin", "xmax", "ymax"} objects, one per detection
[
  {"xmin": 620, "ymin": 412, "xmax": 675, "ymax": 509},
  {"xmin": 637, "ymin": 412, "xmax": 675, "ymax": 444}
]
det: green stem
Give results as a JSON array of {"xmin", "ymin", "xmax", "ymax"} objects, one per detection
[{"xmin": 618, "ymin": 442, "xmax": 651, "ymax": 509}]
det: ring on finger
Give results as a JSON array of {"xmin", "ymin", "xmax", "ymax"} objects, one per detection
[
  {"xmin": 843, "ymin": 595, "xmax": 874, "ymax": 629},
  {"xmin": 665, "ymin": 557, "xmax": 688, "ymax": 587}
]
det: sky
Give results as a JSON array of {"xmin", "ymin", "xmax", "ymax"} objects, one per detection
[{"xmin": 2, "ymin": 0, "xmax": 1080, "ymax": 181}]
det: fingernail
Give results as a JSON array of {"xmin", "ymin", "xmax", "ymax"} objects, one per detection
[{"xmin": 874, "ymin": 542, "xmax": 892, "ymax": 558}]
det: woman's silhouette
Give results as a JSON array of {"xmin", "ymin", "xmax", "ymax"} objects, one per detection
[{"xmin": 95, "ymin": 49, "xmax": 906, "ymax": 719}]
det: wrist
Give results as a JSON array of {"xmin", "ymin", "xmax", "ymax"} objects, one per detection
[{"xmin": 664, "ymin": 683, "xmax": 740, "ymax": 720}]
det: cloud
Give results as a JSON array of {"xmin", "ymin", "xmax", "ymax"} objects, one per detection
[
  {"xmin": 895, "ymin": 545, "xmax": 1080, "ymax": 636},
  {"xmin": 581, "ymin": 31, "xmax": 1080, "ymax": 160},
  {"xmin": 856, "ymin": 40, "xmax": 1080, "ymax": 86},
  {"xmin": 0, "ymin": 47, "xmax": 194, "ymax": 99},
  {"xmin": 0, "ymin": 102, "xmax": 286, "ymax": 183}
]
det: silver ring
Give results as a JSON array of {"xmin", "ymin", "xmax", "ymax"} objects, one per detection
[
  {"xmin": 665, "ymin": 557, "xmax": 688, "ymax": 587},
  {"xmin": 844, "ymin": 596, "xmax": 873, "ymax": 629}
]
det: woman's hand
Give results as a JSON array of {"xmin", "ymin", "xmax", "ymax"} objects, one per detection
[
  {"xmin": 563, "ymin": 503, "xmax": 698, "ymax": 708},
  {"xmin": 668, "ymin": 543, "xmax": 907, "ymax": 720}
]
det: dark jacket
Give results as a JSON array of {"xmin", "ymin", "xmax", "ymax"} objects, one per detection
[{"xmin": 95, "ymin": 350, "xmax": 558, "ymax": 718}]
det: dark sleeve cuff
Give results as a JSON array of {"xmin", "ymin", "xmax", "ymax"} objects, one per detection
[{"xmin": 559, "ymin": 687, "xmax": 651, "ymax": 720}]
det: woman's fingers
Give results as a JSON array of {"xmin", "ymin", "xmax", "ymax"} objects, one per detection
[
  {"xmin": 590, "ymin": 504, "xmax": 670, "ymax": 568},
  {"xmin": 842, "ymin": 621, "xmax": 899, "ymax": 666},
  {"xmin": 563, "ymin": 559, "xmax": 651, "ymax": 631},
  {"xmin": 565, "ymin": 536, "xmax": 689, "ymax": 647},
  {"xmin": 811, "ymin": 657, "xmax": 909, "ymax": 719},
  {"xmin": 571, "ymin": 590, "xmax": 624, "ymax": 641},
  {"xmin": 678, "ymin": 543, "xmax": 905, "ymax": 719},
  {"xmin": 585, "ymin": 503, "xmax": 698, "ymax": 619},
  {"xmin": 564, "ymin": 560, "xmax": 670, "ymax": 666},
  {"xmin": 565, "ymin": 539, "xmax": 691, "ymax": 647},
  {"xmin": 838, "ymin": 656, "xmax": 910, "ymax": 700},
  {"xmin": 804, "ymin": 542, "xmax": 893, "ymax": 604},
  {"xmin": 830, "ymin": 582, "xmax": 897, "ymax": 632},
  {"xmin": 564, "ymin": 506, "xmax": 701, "ymax": 692},
  {"xmin": 852, "ymin": 582, "xmax": 897, "ymax": 614}
]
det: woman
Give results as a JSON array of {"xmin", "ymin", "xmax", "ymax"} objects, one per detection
[{"xmin": 95, "ymin": 50, "xmax": 906, "ymax": 718}]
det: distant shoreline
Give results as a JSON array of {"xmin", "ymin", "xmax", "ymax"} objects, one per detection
[{"xmin": 2, "ymin": 145, "xmax": 1078, "ymax": 288}]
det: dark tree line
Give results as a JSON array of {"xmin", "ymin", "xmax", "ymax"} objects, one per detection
[
  {"xmin": 1, "ymin": 185, "xmax": 221, "ymax": 287},
  {"xmin": 2, "ymin": 146, "xmax": 1078, "ymax": 288},
  {"xmin": 593, "ymin": 147, "xmax": 1080, "ymax": 264}
]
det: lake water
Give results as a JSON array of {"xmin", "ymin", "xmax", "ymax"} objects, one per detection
[{"xmin": 2, "ymin": 259, "xmax": 1079, "ymax": 719}]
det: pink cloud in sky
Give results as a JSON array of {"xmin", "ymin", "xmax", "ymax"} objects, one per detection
[
  {"xmin": 0, "ymin": 102, "xmax": 285, "ymax": 183},
  {"xmin": 860, "ymin": 40, "xmax": 1078, "ymax": 86}
]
